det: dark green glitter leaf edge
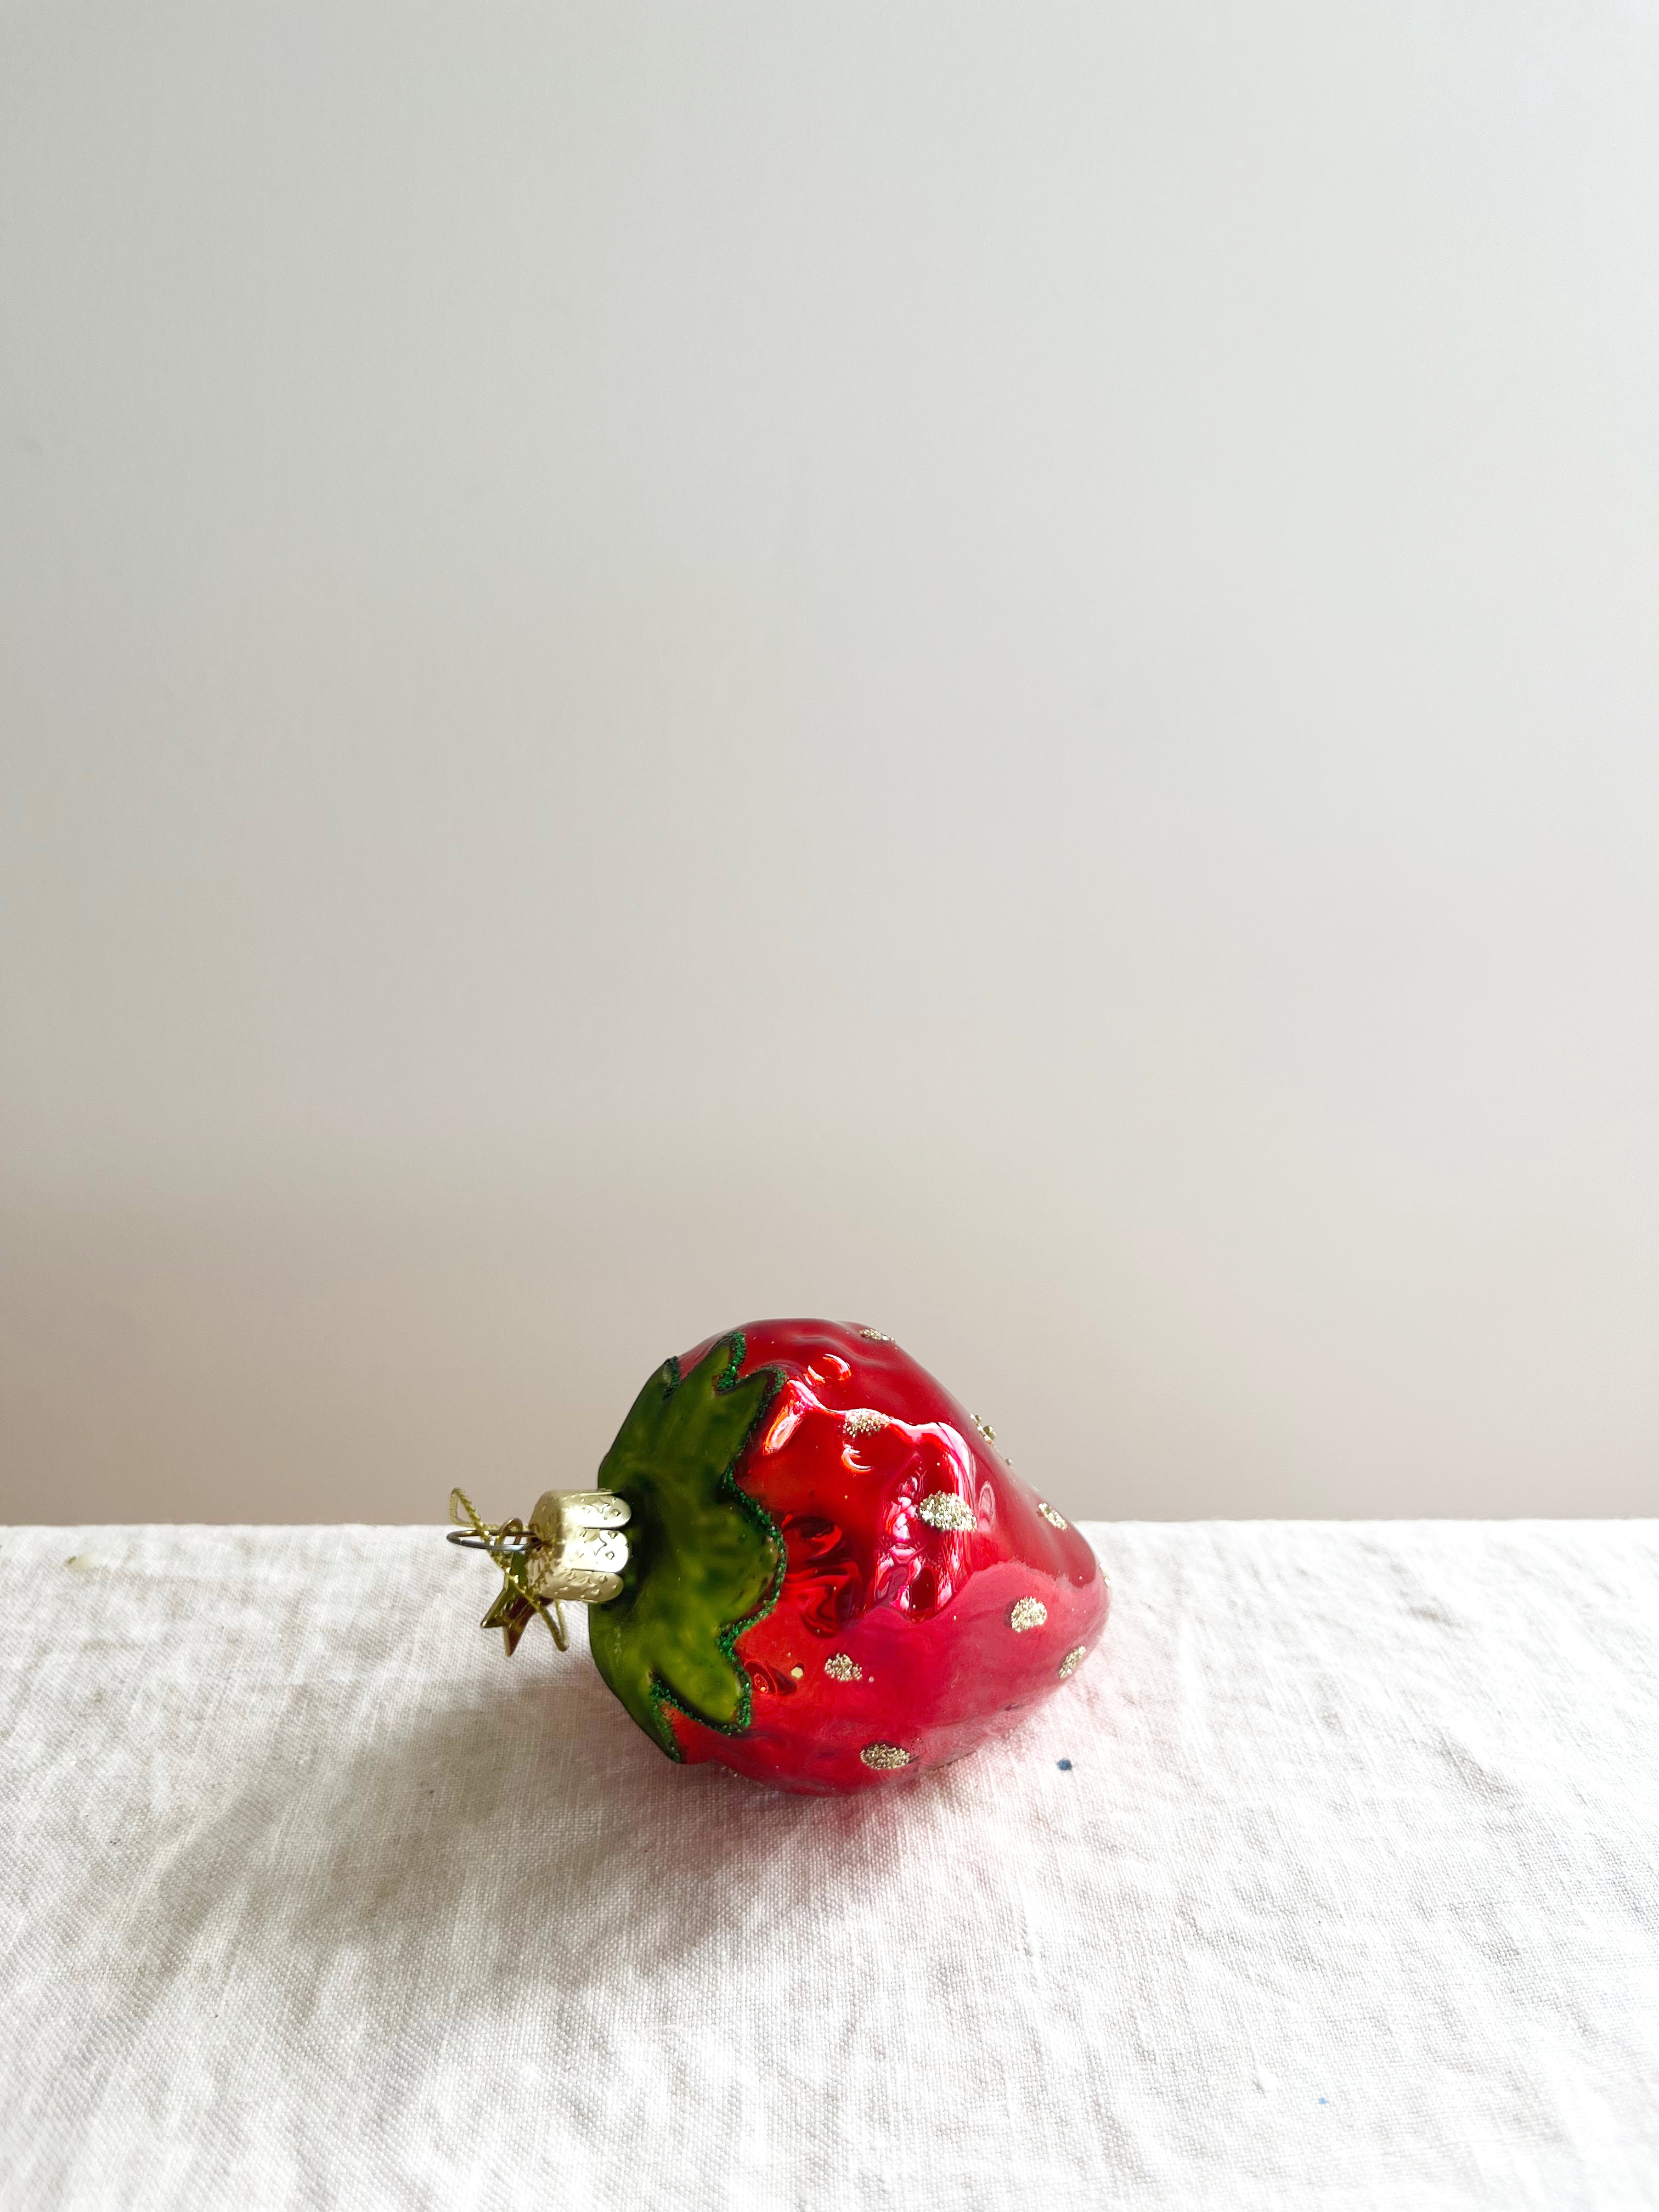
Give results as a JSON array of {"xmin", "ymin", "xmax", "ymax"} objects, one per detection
[{"xmin": 641, "ymin": 1329, "xmax": 786, "ymax": 1760}]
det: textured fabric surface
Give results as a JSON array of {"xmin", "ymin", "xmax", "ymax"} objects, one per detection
[{"xmin": 2, "ymin": 1521, "xmax": 1656, "ymax": 2210}]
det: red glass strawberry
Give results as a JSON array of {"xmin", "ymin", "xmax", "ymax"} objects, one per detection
[{"xmin": 450, "ymin": 1319, "xmax": 1108, "ymax": 1794}]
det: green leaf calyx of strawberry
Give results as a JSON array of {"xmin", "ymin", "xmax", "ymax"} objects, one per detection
[{"xmin": 586, "ymin": 1333, "xmax": 783, "ymax": 1757}]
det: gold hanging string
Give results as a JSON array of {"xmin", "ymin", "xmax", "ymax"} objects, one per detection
[{"xmin": 447, "ymin": 1486, "xmax": 569, "ymax": 1655}]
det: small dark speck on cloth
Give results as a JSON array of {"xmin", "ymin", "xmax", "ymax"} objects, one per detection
[{"xmin": 1057, "ymin": 1759, "xmax": 1073, "ymax": 1771}]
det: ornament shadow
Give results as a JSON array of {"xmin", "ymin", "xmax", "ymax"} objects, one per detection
[{"xmin": 102, "ymin": 1655, "xmax": 945, "ymax": 2040}]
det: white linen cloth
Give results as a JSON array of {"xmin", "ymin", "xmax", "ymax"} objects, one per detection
[{"xmin": 2, "ymin": 1521, "xmax": 1656, "ymax": 2211}]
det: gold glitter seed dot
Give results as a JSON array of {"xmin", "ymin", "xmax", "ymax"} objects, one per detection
[
  {"xmin": 854, "ymin": 1325, "xmax": 892, "ymax": 1341},
  {"xmin": 1009, "ymin": 1596, "xmax": 1048, "ymax": 1633},
  {"xmin": 843, "ymin": 1408, "xmax": 889, "ymax": 1438},
  {"xmin": 825, "ymin": 1653, "xmax": 862, "ymax": 1681},
  {"xmin": 1037, "ymin": 1500, "xmax": 1068, "ymax": 1530},
  {"xmin": 970, "ymin": 1413, "xmax": 996, "ymax": 1444},
  {"xmin": 789, "ymin": 1666, "xmax": 804, "ymax": 1680},
  {"xmin": 1058, "ymin": 1645, "xmax": 1086, "ymax": 1679},
  {"xmin": 916, "ymin": 1491, "xmax": 975, "ymax": 1533},
  {"xmin": 860, "ymin": 1742, "xmax": 911, "ymax": 1770}
]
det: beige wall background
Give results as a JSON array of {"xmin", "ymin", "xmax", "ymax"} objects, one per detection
[{"xmin": 4, "ymin": 1, "xmax": 1659, "ymax": 1524}]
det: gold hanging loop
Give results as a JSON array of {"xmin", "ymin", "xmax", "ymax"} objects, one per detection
[{"xmin": 447, "ymin": 1486, "xmax": 630, "ymax": 1657}]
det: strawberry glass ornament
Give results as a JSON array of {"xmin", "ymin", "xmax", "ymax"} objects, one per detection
[{"xmin": 449, "ymin": 1319, "xmax": 1108, "ymax": 1795}]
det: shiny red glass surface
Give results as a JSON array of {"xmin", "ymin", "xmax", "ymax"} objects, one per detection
[{"xmin": 666, "ymin": 1318, "xmax": 1109, "ymax": 1793}]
